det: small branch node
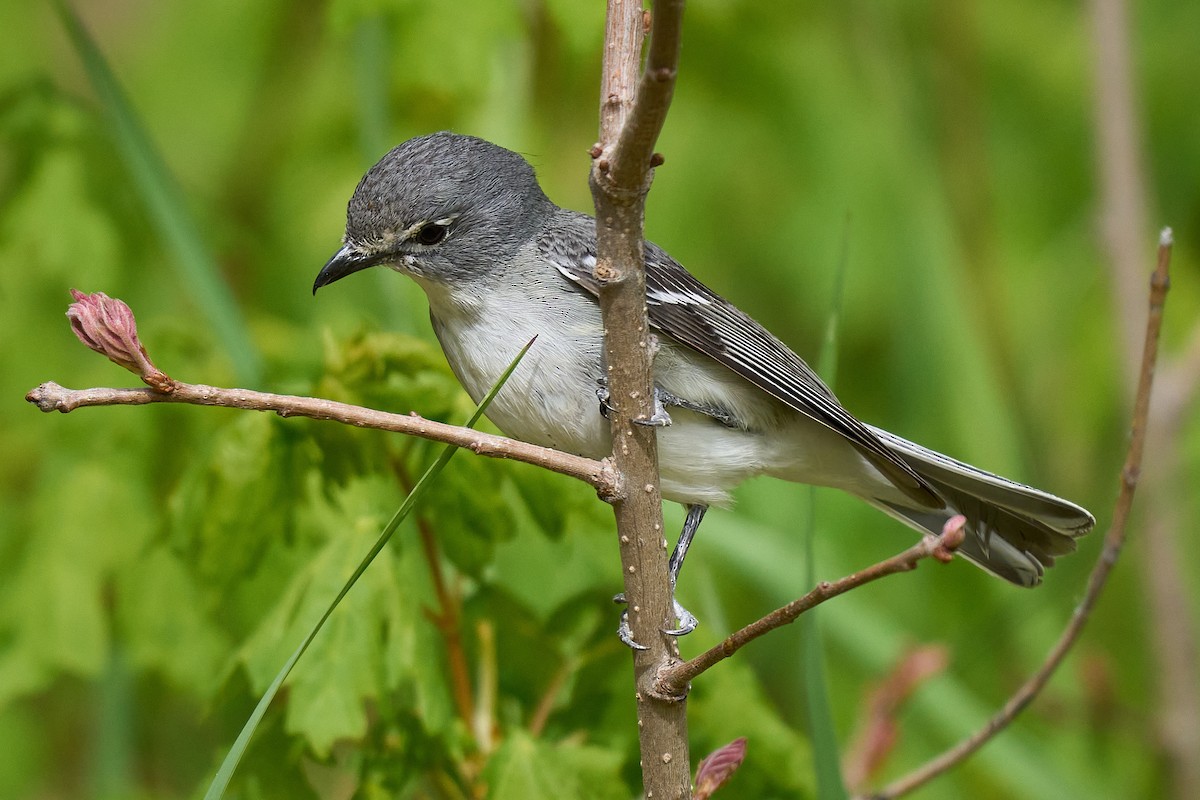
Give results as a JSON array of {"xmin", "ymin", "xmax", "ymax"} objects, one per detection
[
  {"xmin": 25, "ymin": 382, "xmax": 66, "ymax": 413},
  {"xmin": 595, "ymin": 458, "xmax": 624, "ymax": 503},
  {"xmin": 651, "ymin": 658, "xmax": 690, "ymax": 702},
  {"xmin": 931, "ymin": 514, "xmax": 967, "ymax": 563},
  {"xmin": 1121, "ymin": 464, "xmax": 1142, "ymax": 488}
]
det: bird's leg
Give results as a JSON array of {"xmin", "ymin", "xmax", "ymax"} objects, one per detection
[
  {"xmin": 651, "ymin": 387, "xmax": 741, "ymax": 429},
  {"xmin": 615, "ymin": 503, "xmax": 708, "ymax": 648},
  {"xmin": 605, "ymin": 383, "xmax": 740, "ymax": 429},
  {"xmin": 605, "ymin": 384, "xmax": 724, "ymax": 646},
  {"xmin": 663, "ymin": 504, "xmax": 706, "ymax": 635}
]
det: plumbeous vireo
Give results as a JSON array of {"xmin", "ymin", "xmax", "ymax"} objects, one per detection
[{"xmin": 313, "ymin": 132, "xmax": 1094, "ymax": 637}]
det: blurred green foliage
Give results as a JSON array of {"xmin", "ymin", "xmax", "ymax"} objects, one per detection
[{"xmin": 2, "ymin": 1, "xmax": 1198, "ymax": 798}]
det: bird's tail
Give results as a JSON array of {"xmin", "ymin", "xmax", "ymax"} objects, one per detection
[{"xmin": 864, "ymin": 426, "xmax": 1095, "ymax": 587}]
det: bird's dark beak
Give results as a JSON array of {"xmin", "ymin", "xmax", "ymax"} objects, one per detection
[{"xmin": 312, "ymin": 245, "xmax": 382, "ymax": 295}]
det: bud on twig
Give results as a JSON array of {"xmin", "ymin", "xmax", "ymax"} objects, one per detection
[
  {"xmin": 66, "ymin": 289, "xmax": 173, "ymax": 392},
  {"xmin": 694, "ymin": 737, "xmax": 747, "ymax": 799},
  {"xmin": 931, "ymin": 515, "xmax": 967, "ymax": 563}
]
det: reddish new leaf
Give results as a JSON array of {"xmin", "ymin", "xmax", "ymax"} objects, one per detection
[
  {"xmin": 67, "ymin": 289, "xmax": 172, "ymax": 391},
  {"xmin": 694, "ymin": 737, "xmax": 747, "ymax": 799}
]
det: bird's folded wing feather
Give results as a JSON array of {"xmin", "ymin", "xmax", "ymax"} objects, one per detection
[{"xmin": 540, "ymin": 213, "xmax": 942, "ymax": 509}]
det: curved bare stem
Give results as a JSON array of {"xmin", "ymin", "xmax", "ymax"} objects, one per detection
[
  {"xmin": 864, "ymin": 230, "xmax": 1173, "ymax": 800},
  {"xmin": 655, "ymin": 517, "xmax": 967, "ymax": 699}
]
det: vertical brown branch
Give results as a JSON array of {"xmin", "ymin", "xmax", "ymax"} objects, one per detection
[
  {"xmin": 607, "ymin": 0, "xmax": 685, "ymax": 190},
  {"xmin": 597, "ymin": 2, "xmax": 643, "ymax": 138},
  {"xmin": 592, "ymin": 2, "xmax": 690, "ymax": 798}
]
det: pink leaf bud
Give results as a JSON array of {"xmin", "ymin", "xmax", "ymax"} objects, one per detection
[
  {"xmin": 66, "ymin": 289, "xmax": 172, "ymax": 391},
  {"xmin": 694, "ymin": 737, "xmax": 747, "ymax": 799}
]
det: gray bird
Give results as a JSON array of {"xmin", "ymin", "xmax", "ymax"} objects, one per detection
[{"xmin": 314, "ymin": 132, "xmax": 1094, "ymax": 639}]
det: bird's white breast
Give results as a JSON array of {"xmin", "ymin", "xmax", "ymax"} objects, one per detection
[{"xmin": 417, "ymin": 266, "xmax": 612, "ymax": 459}]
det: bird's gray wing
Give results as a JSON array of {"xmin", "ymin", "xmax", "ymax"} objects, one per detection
[{"xmin": 540, "ymin": 213, "xmax": 942, "ymax": 508}]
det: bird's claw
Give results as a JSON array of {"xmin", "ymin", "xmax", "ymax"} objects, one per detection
[
  {"xmin": 599, "ymin": 385, "xmax": 674, "ymax": 427},
  {"xmin": 633, "ymin": 387, "xmax": 673, "ymax": 427},
  {"xmin": 613, "ymin": 594, "xmax": 649, "ymax": 649},
  {"xmin": 596, "ymin": 387, "xmax": 615, "ymax": 420},
  {"xmin": 616, "ymin": 608, "xmax": 649, "ymax": 650},
  {"xmin": 663, "ymin": 599, "xmax": 698, "ymax": 636},
  {"xmin": 613, "ymin": 592, "xmax": 697, "ymax": 649}
]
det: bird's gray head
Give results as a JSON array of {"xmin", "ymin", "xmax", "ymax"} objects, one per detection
[{"xmin": 313, "ymin": 132, "xmax": 555, "ymax": 292}]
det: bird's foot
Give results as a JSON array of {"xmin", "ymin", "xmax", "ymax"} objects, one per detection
[
  {"xmin": 615, "ymin": 603, "xmax": 648, "ymax": 651},
  {"xmin": 613, "ymin": 592, "xmax": 698, "ymax": 650},
  {"xmin": 633, "ymin": 387, "xmax": 673, "ymax": 427},
  {"xmin": 599, "ymin": 385, "xmax": 674, "ymax": 427},
  {"xmin": 596, "ymin": 386, "xmax": 615, "ymax": 420},
  {"xmin": 663, "ymin": 600, "xmax": 698, "ymax": 637}
]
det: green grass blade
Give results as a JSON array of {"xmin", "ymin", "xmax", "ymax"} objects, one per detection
[
  {"xmin": 351, "ymin": 15, "xmax": 393, "ymax": 167},
  {"xmin": 800, "ymin": 217, "xmax": 853, "ymax": 800},
  {"xmin": 798, "ymin": 610, "xmax": 845, "ymax": 799},
  {"xmin": 203, "ymin": 337, "xmax": 537, "ymax": 799},
  {"xmin": 54, "ymin": 0, "xmax": 262, "ymax": 385},
  {"xmin": 349, "ymin": 13, "xmax": 415, "ymax": 331},
  {"xmin": 815, "ymin": 215, "xmax": 851, "ymax": 390}
]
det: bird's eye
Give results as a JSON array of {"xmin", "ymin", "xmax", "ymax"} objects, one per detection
[{"xmin": 415, "ymin": 224, "xmax": 448, "ymax": 246}]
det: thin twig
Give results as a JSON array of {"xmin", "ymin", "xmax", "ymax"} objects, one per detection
[
  {"xmin": 605, "ymin": 0, "xmax": 686, "ymax": 192},
  {"xmin": 528, "ymin": 657, "xmax": 576, "ymax": 738},
  {"xmin": 416, "ymin": 519, "xmax": 476, "ymax": 728},
  {"xmin": 866, "ymin": 230, "xmax": 1173, "ymax": 800},
  {"xmin": 529, "ymin": 640, "xmax": 625, "ymax": 738},
  {"xmin": 26, "ymin": 380, "xmax": 618, "ymax": 499},
  {"xmin": 391, "ymin": 457, "xmax": 477, "ymax": 733},
  {"xmin": 655, "ymin": 518, "xmax": 967, "ymax": 699}
]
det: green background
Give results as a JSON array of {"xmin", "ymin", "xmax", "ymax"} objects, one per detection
[{"xmin": 1, "ymin": 1, "xmax": 1197, "ymax": 798}]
